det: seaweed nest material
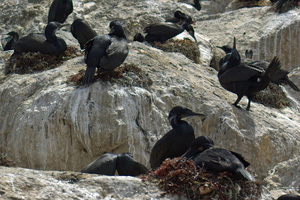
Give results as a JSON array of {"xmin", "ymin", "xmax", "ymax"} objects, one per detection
[
  {"xmin": 5, "ymin": 46, "xmax": 82, "ymax": 74},
  {"xmin": 151, "ymin": 38, "xmax": 200, "ymax": 64},
  {"xmin": 0, "ymin": 153, "xmax": 16, "ymax": 167},
  {"xmin": 141, "ymin": 158, "xmax": 261, "ymax": 200},
  {"xmin": 252, "ymin": 83, "xmax": 290, "ymax": 109},
  {"xmin": 68, "ymin": 63, "xmax": 153, "ymax": 89}
]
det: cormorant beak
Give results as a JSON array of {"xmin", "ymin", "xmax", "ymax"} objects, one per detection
[
  {"xmin": 216, "ymin": 46, "xmax": 223, "ymax": 50},
  {"xmin": 183, "ymin": 111, "xmax": 205, "ymax": 118}
]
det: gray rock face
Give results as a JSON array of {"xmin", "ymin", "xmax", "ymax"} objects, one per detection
[{"xmin": 0, "ymin": 0, "xmax": 300, "ymax": 199}]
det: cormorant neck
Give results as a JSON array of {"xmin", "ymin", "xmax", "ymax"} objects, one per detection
[
  {"xmin": 46, "ymin": 30, "xmax": 58, "ymax": 43},
  {"xmin": 169, "ymin": 115, "xmax": 184, "ymax": 128}
]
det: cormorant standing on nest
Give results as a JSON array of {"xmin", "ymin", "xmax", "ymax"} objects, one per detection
[
  {"xmin": 13, "ymin": 22, "xmax": 67, "ymax": 54},
  {"xmin": 71, "ymin": 18, "xmax": 97, "ymax": 49},
  {"xmin": 2, "ymin": 31, "xmax": 19, "ymax": 51},
  {"xmin": 217, "ymin": 45, "xmax": 300, "ymax": 92},
  {"xmin": 218, "ymin": 37, "xmax": 282, "ymax": 111},
  {"xmin": 48, "ymin": 0, "xmax": 73, "ymax": 23},
  {"xmin": 83, "ymin": 20, "xmax": 129, "ymax": 84},
  {"xmin": 149, "ymin": 106, "xmax": 205, "ymax": 169},
  {"xmin": 116, "ymin": 153, "xmax": 148, "ymax": 176},
  {"xmin": 183, "ymin": 136, "xmax": 255, "ymax": 181},
  {"xmin": 144, "ymin": 21, "xmax": 197, "ymax": 43}
]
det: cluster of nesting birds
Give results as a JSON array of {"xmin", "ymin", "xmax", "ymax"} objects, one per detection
[{"xmin": 1, "ymin": 0, "xmax": 300, "ymax": 199}]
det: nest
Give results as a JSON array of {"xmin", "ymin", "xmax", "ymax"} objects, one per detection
[
  {"xmin": 0, "ymin": 153, "xmax": 16, "ymax": 167},
  {"xmin": 151, "ymin": 38, "xmax": 200, "ymax": 64},
  {"xmin": 235, "ymin": 0, "xmax": 271, "ymax": 8},
  {"xmin": 141, "ymin": 158, "xmax": 261, "ymax": 200},
  {"xmin": 5, "ymin": 46, "xmax": 82, "ymax": 74},
  {"xmin": 68, "ymin": 63, "xmax": 153, "ymax": 89},
  {"xmin": 253, "ymin": 83, "xmax": 290, "ymax": 109}
]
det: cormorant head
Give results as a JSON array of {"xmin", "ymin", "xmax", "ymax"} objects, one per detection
[
  {"xmin": 133, "ymin": 33, "xmax": 145, "ymax": 42},
  {"xmin": 168, "ymin": 106, "xmax": 205, "ymax": 128},
  {"xmin": 182, "ymin": 23, "xmax": 197, "ymax": 42},
  {"xmin": 109, "ymin": 20, "xmax": 126, "ymax": 39},
  {"xmin": 219, "ymin": 37, "xmax": 241, "ymax": 70},
  {"xmin": 7, "ymin": 31, "xmax": 19, "ymax": 40},
  {"xmin": 182, "ymin": 136, "xmax": 214, "ymax": 158},
  {"xmin": 245, "ymin": 49, "xmax": 253, "ymax": 59}
]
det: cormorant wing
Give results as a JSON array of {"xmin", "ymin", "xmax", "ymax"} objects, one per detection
[
  {"xmin": 220, "ymin": 64, "xmax": 264, "ymax": 83},
  {"xmin": 84, "ymin": 35, "xmax": 111, "ymax": 64},
  {"xmin": 150, "ymin": 129, "xmax": 180, "ymax": 169},
  {"xmin": 81, "ymin": 153, "xmax": 117, "ymax": 175},
  {"xmin": 229, "ymin": 151, "xmax": 250, "ymax": 168},
  {"xmin": 144, "ymin": 22, "xmax": 183, "ymax": 36},
  {"xmin": 13, "ymin": 33, "xmax": 46, "ymax": 53}
]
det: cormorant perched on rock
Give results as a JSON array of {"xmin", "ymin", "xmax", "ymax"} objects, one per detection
[
  {"xmin": 165, "ymin": 11, "xmax": 193, "ymax": 24},
  {"xmin": 13, "ymin": 22, "xmax": 67, "ymax": 54},
  {"xmin": 116, "ymin": 153, "xmax": 148, "ymax": 176},
  {"xmin": 218, "ymin": 45, "xmax": 300, "ymax": 92},
  {"xmin": 83, "ymin": 20, "xmax": 129, "ymax": 84},
  {"xmin": 81, "ymin": 152, "xmax": 148, "ymax": 176},
  {"xmin": 144, "ymin": 21, "xmax": 197, "ymax": 43},
  {"xmin": 183, "ymin": 136, "xmax": 255, "ymax": 181},
  {"xmin": 48, "ymin": 0, "xmax": 73, "ymax": 23},
  {"xmin": 81, "ymin": 153, "xmax": 117, "ymax": 175},
  {"xmin": 2, "ymin": 31, "xmax": 19, "ymax": 51},
  {"xmin": 150, "ymin": 106, "xmax": 205, "ymax": 169},
  {"xmin": 71, "ymin": 18, "xmax": 97, "ymax": 49},
  {"xmin": 277, "ymin": 194, "xmax": 300, "ymax": 200},
  {"xmin": 218, "ymin": 38, "xmax": 282, "ymax": 111}
]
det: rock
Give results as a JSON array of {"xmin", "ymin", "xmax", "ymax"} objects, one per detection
[{"xmin": 0, "ymin": 166, "xmax": 186, "ymax": 200}]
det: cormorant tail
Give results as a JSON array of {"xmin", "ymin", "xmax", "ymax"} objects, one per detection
[
  {"xmin": 265, "ymin": 57, "xmax": 281, "ymax": 79},
  {"xmin": 83, "ymin": 67, "xmax": 96, "ymax": 85},
  {"xmin": 286, "ymin": 78, "xmax": 300, "ymax": 91},
  {"xmin": 236, "ymin": 168, "xmax": 255, "ymax": 182}
]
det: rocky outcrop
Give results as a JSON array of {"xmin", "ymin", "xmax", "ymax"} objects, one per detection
[
  {"xmin": 0, "ymin": 166, "xmax": 186, "ymax": 200},
  {"xmin": 0, "ymin": 0, "xmax": 300, "ymax": 199}
]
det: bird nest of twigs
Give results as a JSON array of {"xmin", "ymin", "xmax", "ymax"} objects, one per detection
[
  {"xmin": 151, "ymin": 38, "xmax": 200, "ymax": 64},
  {"xmin": 140, "ymin": 158, "xmax": 261, "ymax": 200},
  {"xmin": 253, "ymin": 83, "xmax": 290, "ymax": 109},
  {"xmin": 234, "ymin": 0, "xmax": 271, "ymax": 8},
  {"xmin": 68, "ymin": 63, "xmax": 153, "ymax": 89},
  {"xmin": 5, "ymin": 46, "xmax": 82, "ymax": 74},
  {"xmin": 0, "ymin": 153, "xmax": 16, "ymax": 167}
]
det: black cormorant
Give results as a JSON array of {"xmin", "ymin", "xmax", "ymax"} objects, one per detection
[
  {"xmin": 144, "ymin": 21, "xmax": 197, "ymax": 43},
  {"xmin": 165, "ymin": 11, "xmax": 193, "ymax": 24},
  {"xmin": 81, "ymin": 153, "xmax": 117, "ymax": 175},
  {"xmin": 71, "ymin": 18, "xmax": 97, "ymax": 49},
  {"xmin": 48, "ymin": 0, "xmax": 73, "ymax": 23},
  {"xmin": 83, "ymin": 20, "xmax": 129, "ymax": 84},
  {"xmin": 149, "ymin": 106, "xmax": 205, "ymax": 169},
  {"xmin": 192, "ymin": 0, "xmax": 201, "ymax": 11},
  {"xmin": 13, "ymin": 22, "xmax": 67, "ymax": 54},
  {"xmin": 116, "ymin": 153, "xmax": 148, "ymax": 176},
  {"xmin": 218, "ymin": 38, "xmax": 282, "ymax": 111},
  {"xmin": 183, "ymin": 136, "xmax": 255, "ymax": 181},
  {"xmin": 2, "ymin": 31, "xmax": 19, "ymax": 51},
  {"xmin": 277, "ymin": 194, "xmax": 300, "ymax": 200},
  {"xmin": 218, "ymin": 45, "xmax": 300, "ymax": 92}
]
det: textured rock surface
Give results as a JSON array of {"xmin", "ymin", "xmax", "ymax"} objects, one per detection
[
  {"xmin": 0, "ymin": 166, "xmax": 186, "ymax": 200},
  {"xmin": 0, "ymin": 0, "xmax": 300, "ymax": 199}
]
